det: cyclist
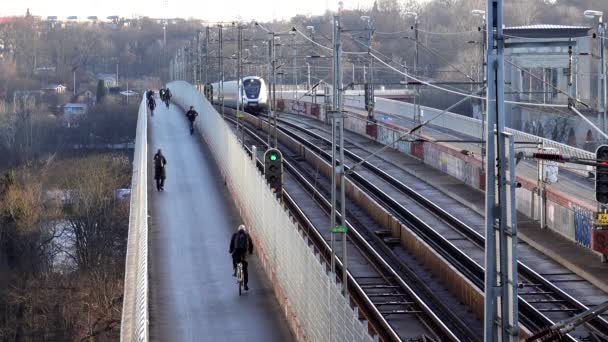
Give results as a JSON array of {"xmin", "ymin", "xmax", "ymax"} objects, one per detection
[
  {"xmin": 148, "ymin": 96, "xmax": 156, "ymax": 116},
  {"xmin": 185, "ymin": 106, "xmax": 198, "ymax": 135},
  {"xmin": 229, "ymin": 224, "xmax": 253, "ymax": 291},
  {"xmin": 153, "ymin": 148, "xmax": 167, "ymax": 191},
  {"xmin": 159, "ymin": 88, "xmax": 166, "ymax": 102}
]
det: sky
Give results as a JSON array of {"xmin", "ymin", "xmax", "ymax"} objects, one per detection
[{"xmin": 1, "ymin": 0, "xmax": 377, "ymax": 22}]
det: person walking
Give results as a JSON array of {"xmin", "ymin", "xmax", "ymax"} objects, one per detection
[{"xmin": 154, "ymin": 148, "xmax": 167, "ymax": 191}]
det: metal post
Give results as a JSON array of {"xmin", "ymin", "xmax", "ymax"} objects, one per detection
[
  {"xmin": 600, "ymin": 21, "xmax": 606, "ymax": 134},
  {"xmin": 331, "ymin": 15, "xmax": 347, "ymax": 296},
  {"xmin": 219, "ymin": 25, "xmax": 225, "ymax": 119},
  {"xmin": 196, "ymin": 31, "xmax": 201, "ymax": 89},
  {"xmin": 293, "ymin": 35, "xmax": 297, "ymax": 99},
  {"xmin": 205, "ymin": 26, "xmax": 209, "ymax": 85},
  {"xmin": 484, "ymin": 0, "xmax": 518, "ymax": 340},
  {"xmin": 238, "ymin": 24, "xmax": 245, "ymax": 147},
  {"xmin": 481, "ymin": 16, "xmax": 487, "ymax": 172},
  {"xmin": 414, "ymin": 17, "xmax": 419, "ymax": 126},
  {"xmin": 163, "ymin": 21, "xmax": 166, "ymax": 48},
  {"xmin": 307, "ymin": 63, "xmax": 311, "ymax": 90},
  {"xmin": 539, "ymin": 141, "xmax": 546, "ymax": 229},
  {"xmin": 267, "ymin": 36, "xmax": 273, "ymax": 147},
  {"xmin": 273, "ymin": 35, "xmax": 278, "ymax": 148},
  {"xmin": 366, "ymin": 18, "xmax": 374, "ymax": 120}
]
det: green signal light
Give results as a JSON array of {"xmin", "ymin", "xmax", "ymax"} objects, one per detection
[{"xmin": 269, "ymin": 154, "xmax": 278, "ymax": 161}]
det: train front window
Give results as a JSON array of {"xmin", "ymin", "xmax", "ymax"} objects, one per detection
[{"xmin": 243, "ymin": 79, "xmax": 261, "ymax": 99}]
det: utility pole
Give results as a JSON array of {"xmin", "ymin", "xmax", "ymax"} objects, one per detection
[
  {"xmin": 603, "ymin": 22, "xmax": 607, "ymax": 135},
  {"xmin": 205, "ymin": 26, "xmax": 210, "ymax": 85},
  {"xmin": 307, "ymin": 63, "xmax": 311, "ymax": 90},
  {"xmin": 293, "ymin": 34, "xmax": 297, "ymax": 99},
  {"xmin": 237, "ymin": 24, "xmax": 245, "ymax": 146},
  {"xmin": 267, "ymin": 33, "xmax": 278, "ymax": 147},
  {"xmin": 413, "ymin": 15, "xmax": 420, "ymax": 126},
  {"xmin": 601, "ymin": 20, "xmax": 606, "ymax": 135},
  {"xmin": 330, "ymin": 15, "xmax": 347, "ymax": 296},
  {"xmin": 361, "ymin": 15, "xmax": 374, "ymax": 120},
  {"xmin": 196, "ymin": 31, "xmax": 201, "ymax": 90},
  {"xmin": 219, "ymin": 25, "xmax": 225, "ymax": 118},
  {"xmin": 272, "ymin": 35, "xmax": 278, "ymax": 147},
  {"xmin": 484, "ymin": 0, "xmax": 519, "ymax": 340},
  {"xmin": 473, "ymin": 9, "xmax": 487, "ymax": 171}
]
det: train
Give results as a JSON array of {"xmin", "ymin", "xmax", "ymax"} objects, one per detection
[{"xmin": 204, "ymin": 76, "xmax": 268, "ymax": 114}]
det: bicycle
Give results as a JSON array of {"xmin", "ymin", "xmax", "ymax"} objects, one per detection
[{"xmin": 236, "ymin": 262, "xmax": 244, "ymax": 296}]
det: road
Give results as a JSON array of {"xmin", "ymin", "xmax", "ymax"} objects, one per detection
[{"xmin": 147, "ymin": 100, "xmax": 293, "ymax": 342}]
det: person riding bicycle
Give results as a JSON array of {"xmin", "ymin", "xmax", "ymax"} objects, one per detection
[
  {"xmin": 165, "ymin": 88, "xmax": 172, "ymax": 101},
  {"xmin": 229, "ymin": 224, "xmax": 253, "ymax": 291},
  {"xmin": 185, "ymin": 106, "xmax": 198, "ymax": 134},
  {"xmin": 159, "ymin": 88, "xmax": 166, "ymax": 101},
  {"xmin": 148, "ymin": 96, "xmax": 156, "ymax": 114}
]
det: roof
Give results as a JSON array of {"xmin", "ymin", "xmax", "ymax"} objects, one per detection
[
  {"xmin": 504, "ymin": 24, "xmax": 591, "ymax": 38},
  {"xmin": 43, "ymin": 84, "xmax": 66, "ymax": 89},
  {"xmin": 97, "ymin": 73, "xmax": 116, "ymax": 79},
  {"xmin": 64, "ymin": 103, "xmax": 87, "ymax": 108}
]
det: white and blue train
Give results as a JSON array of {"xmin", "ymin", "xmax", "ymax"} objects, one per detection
[{"xmin": 205, "ymin": 76, "xmax": 268, "ymax": 113}]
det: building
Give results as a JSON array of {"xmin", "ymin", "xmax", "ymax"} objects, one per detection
[
  {"xmin": 476, "ymin": 25, "xmax": 601, "ymax": 150},
  {"xmin": 63, "ymin": 103, "xmax": 87, "ymax": 127},
  {"xmin": 63, "ymin": 103, "xmax": 87, "ymax": 115},
  {"xmin": 42, "ymin": 84, "xmax": 67, "ymax": 94}
]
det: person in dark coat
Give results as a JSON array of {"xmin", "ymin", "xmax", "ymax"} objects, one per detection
[{"xmin": 153, "ymin": 148, "xmax": 167, "ymax": 191}]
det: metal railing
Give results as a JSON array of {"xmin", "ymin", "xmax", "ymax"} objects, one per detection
[{"xmin": 120, "ymin": 95, "xmax": 149, "ymax": 342}]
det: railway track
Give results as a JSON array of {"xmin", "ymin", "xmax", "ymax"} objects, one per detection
[
  {"xmin": 257, "ymin": 112, "xmax": 608, "ymax": 340},
  {"xmin": 224, "ymin": 114, "xmax": 479, "ymax": 341}
]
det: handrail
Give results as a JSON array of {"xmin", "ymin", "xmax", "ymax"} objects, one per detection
[{"xmin": 120, "ymin": 95, "xmax": 149, "ymax": 342}]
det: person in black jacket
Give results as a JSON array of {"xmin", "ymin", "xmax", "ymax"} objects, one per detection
[
  {"xmin": 148, "ymin": 96, "xmax": 156, "ymax": 116},
  {"xmin": 153, "ymin": 149, "xmax": 167, "ymax": 191},
  {"xmin": 229, "ymin": 224, "xmax": 254, "ymax": 290},
  {"xmin": 185, "ymin": 106, "xmax": 198, "ymax": 135}
]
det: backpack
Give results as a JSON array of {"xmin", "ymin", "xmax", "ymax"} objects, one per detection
[
  {"xmin": 154, "ymin": 155, "xmax": 163, "ymax": 168},
  {"xmin": 235, "ymin": 231, "xmax": 248, "ymax": 250}
]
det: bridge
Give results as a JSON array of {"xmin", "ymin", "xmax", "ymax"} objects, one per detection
[{"xmin": 117, "ymin": 77, "xmax": 608, "ymax": 341}]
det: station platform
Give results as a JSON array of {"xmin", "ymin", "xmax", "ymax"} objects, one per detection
[
  {"xmin": 147, "ymin": 100, "xmax": 293, "ymax": 341},
  {"xmin": 281, "ymin": 112, "xmax": 608, "ymax": 298},
  {"xmin": 349, "ymin": 105, "xmax": 595, "ymax": 205}
]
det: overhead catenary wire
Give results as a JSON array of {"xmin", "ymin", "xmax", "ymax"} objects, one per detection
[
  {"xmin": 293, "ymin": 27, "xmax": 333, "ymax": 52},
  {"xmin": 291, "ymin": 25, "xmax": 579, "ymax": 107}
]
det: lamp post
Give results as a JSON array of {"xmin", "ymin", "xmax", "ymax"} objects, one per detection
[
  {"xmin": 405, "ymin": 12, "xmax": 419, "ymax": 127},
  {"xmin": 472, "ymin": 9, "xmax": 486, "ymax": 171},
  {"xmin": 306, "ymin": 26, "xmax": 316, "ymax": 92},
  {"xmin": 585, "ymin": 10, "xmax": 606, "ymax": 135}
]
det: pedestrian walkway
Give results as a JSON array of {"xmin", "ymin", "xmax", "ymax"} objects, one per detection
[{"xmin": 147, "ymin": 99, "xmax": 293, "ymax": 341}]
